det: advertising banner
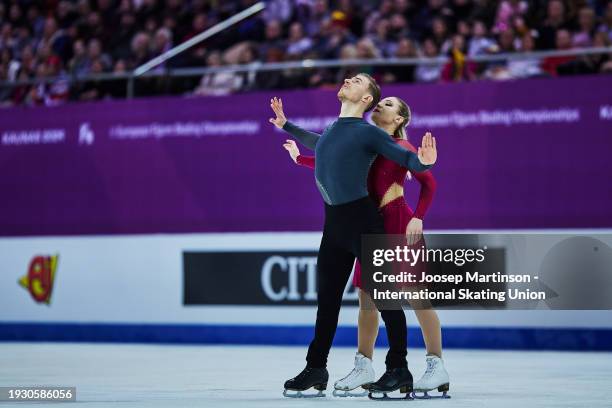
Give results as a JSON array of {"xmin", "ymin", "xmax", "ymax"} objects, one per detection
[{"xmin": 1, "ymin": 76, "xmax": 611, "ymax": 236}]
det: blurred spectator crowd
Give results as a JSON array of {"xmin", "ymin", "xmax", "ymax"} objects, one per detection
[{"xmin": 0, "ymin": 0, "xmax": 611, "ymax": 106}]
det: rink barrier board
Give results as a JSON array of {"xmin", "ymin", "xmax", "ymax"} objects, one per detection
[{"xmin": 0, "ymin": 323, "xmax": 611, "ymax": 351}]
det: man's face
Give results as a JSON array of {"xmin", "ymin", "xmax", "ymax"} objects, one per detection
[
  {"xmin": 266, "ymin": 21, "xmax": 281, "ymax": 40},
  {"xmin": 337, "ymin": 74, "xmax": 370, "ymax": 104}
]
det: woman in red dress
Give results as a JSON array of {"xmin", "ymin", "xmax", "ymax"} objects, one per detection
[{"xmin": 273, "ymin": 96, "xmax": 449, "ymax": 396}]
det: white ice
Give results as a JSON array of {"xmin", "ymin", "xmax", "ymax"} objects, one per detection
[{"xmin": 1, "ymin": 343, "xmax": 611, "ymax": 407}]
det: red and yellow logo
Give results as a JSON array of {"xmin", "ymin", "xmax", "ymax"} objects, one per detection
[{"xmin": 18, "ymin": 255, "xmax": 58, "ymax": 305}]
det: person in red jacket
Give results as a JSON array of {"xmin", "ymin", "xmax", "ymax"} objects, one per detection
[{"xmin": 273, "ymin": 95, "xmax": 450, "ymax": 398}]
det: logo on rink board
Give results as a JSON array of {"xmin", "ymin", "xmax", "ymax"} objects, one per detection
[
  {"xmin": 183, "ymin": 251, "xmax": 358, "ymax": 305},
  {"xmin": 18, "ymin": 255, "xmax": 59, "ymax": 305},
  {"xmin": 78, "ymin": 123, "xmax": 95, "ymax": 145}
]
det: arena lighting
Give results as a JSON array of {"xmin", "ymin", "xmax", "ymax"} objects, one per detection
[{"xmin": 134, "ymin": 1, "xmax": 265, "ymax": 77}]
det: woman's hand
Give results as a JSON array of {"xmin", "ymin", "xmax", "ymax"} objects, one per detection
[
  {"xmin": 283, "ymin": 139, "xmax": 300, "ymax": 163},
  {"xmin": 417, "ymin": 132, "xmax": 437, "ymax": 166},
  {"xmin": 269, "ymin": 96, "xmax": 287, "ymax": 129},
  {"xmin": 406, "ymin": 217, "xmax": 423, "ymax": 246}
]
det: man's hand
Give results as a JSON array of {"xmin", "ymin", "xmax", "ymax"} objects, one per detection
[
  {"xmin": 406, "ymin": 217, "xmax": 423, "ymax": 246},
  {"xmin": 269, "ymin": 96, "xmax": 287, "ymax": 129},
  {"xmin": 417, "ymin": 132, "xmax": 437, "ymax": 166},
  {"xmin": 283, "ymin": 139, "xmax": 300, "ymax": 163}
]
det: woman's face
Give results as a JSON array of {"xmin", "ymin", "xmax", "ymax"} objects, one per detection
[
  {"xmin": 371, "ymin": 97, "xmax": 403, "ymax": 128},
  {"xmin": 452, "ymin": 34, "xmax": 465, "ymax": 50},
  {"xmin": 432, "ymin": 18, "xmax": 446, "ymax": 37},
  {"xmin": 521, "ymin": 34, "xmax": 534, "ymax": 51},
  {"xmin": 90, "ymin": 59, "xmax": 104, "ymax": 73},
  {"xmin": 114, "ymin": 59, "xmax": 126, "ymax": 72},
  {"xmin": 499, "ymin": 29, "xmax": 514, "ymax": 49},
  {"xmin": 578, "ymin": 8, "xmax": 594, "ymax": 30},
  {"xmin": 73, "ymin": 40, "xmax": 85, "ymax": 56},
  {"xmin": 289, "ymin": 22, "xmax": 303, "ymax": 41},
  {"xmin": 376, "ymin": 19, "xmax": 389, "ymax": 38},
  {"xmin": 457, "ymin": 20, "xmax": 470, "ymax": 36},
  {"xmin": 206, "ymin": 52, "xmax": 222, "ymax": 66},
  {"xmin": 473, "ymin": 21, "xmax": 486, "ymax": 37},
  {"xmin": 548, "ymin": 0, "xmax": 564, "ymax": 20},
  {"xmin": 395, "ymin": 38, "xmax": 414, "ymax": 57},
  {"xmin": 423, "ymin": 39, "xmax": 438, "ymax": 57}
]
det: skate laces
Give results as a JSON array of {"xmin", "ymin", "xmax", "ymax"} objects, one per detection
[
  {"xmin": 338, "ymin": 355, "xmax": 369, "ymax": 384},
  {"xmin": 422, "ymin": 358, "xmax": 437, "ymax": 379},
  {"xmin": 340, "ymin": 366, "xmax": 364, "ymax": 384}
]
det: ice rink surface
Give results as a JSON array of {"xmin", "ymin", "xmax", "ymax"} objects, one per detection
[{"xmin": 1, "ymin": 343, "xmax": 611, "ymax": 407}]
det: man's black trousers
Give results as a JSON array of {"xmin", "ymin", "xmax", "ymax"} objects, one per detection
[{"xmin": 305, "ymin": 196, "xmax": 408, "ymax": 369}]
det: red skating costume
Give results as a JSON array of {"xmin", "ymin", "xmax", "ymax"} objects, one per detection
[{"xmin": 296, "ymin": 138, "xmax": 436, "ymax": 288}]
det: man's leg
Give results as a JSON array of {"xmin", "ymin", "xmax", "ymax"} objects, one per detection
[
  {"xmin": 306, "ymin": 232, "xmax": 356, "ymax": 368},
  {"xmin": 380, "ymin": 310, "xmax": 408, "ymax": 368}
]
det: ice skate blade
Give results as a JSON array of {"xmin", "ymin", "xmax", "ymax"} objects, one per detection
[
  {"xmin": 412, "ymin": 383, "xmax": 451, "ymax": 399},
  {"xmin": 283, "ymin": 389, "xmax": 326, "ymax": 398},
  {"xmin": 332, "ymin": 386, "xmax": 369, "ymax": 398},
  {"xmin": 368, "ymin": 392, "xmax": 414, "ymax": 401},
  {"xmin": 368, "ymin": 386, "xmax": 414, "ymax": 401},
  {"xmin": 411, "ymin": 391, "xmax": 451, "ymax": 400}
]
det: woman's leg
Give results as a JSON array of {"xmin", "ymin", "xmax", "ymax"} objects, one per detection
[
  {"xmin": 357, "ymin": 288, "xmax": 379, "ymax": 359},
  {"xmin": 403, "ymin": 286, "xmax": 443, "ymax": 358},
  {"xmin": 414, "ymin": 308, "xmax": 442, "ymax": 357}
]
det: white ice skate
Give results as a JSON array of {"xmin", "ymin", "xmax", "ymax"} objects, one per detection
[
  {"xmin": 332, "ymin": 352, "xmax": 376, "ymax": 397},
  {"xmin": 412, "ymin": 354, "xmax": 451, "ymax": 399}
]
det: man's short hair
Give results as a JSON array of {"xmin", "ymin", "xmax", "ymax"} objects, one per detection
[{"xmin": 359, "ymin": 73, "xmax": 381, "ymax": 112}]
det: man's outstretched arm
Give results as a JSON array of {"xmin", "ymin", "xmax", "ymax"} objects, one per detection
[
  {"xmin": 369, "ymin": 130, "xmax": 437, "ymax": 172},
  {"xmin": 269, "ymin": 97, "xmax": 320, "ymax": 150},
  {"xmin": 281, "ymin": 122, "xmax": 320, "ymax": 150}
]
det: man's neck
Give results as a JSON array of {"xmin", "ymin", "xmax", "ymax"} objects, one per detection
[{"xmin": 339, "ymin": 102, "xmax": 365, "ymax": 118}]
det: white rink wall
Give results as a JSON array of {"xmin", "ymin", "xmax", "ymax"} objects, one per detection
[{"xmin": 1, "ymin": 231, "xmax": 611, "ymax": 350}]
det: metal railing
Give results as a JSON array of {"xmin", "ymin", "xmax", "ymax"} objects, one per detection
[
  {"xmin": 1, "ymin": 46, "xmax": 610, "ymax": 101},
  {"xmin": 134, "ymin": 2, "xmax": 265, "ymax": 77}
]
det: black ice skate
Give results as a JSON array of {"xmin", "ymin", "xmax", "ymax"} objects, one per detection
[
  {"xmin": 367, "ymin": 367, "xmax": 414, "ymax": 401},
  {"xmin": 283, "ymin": 366, "xmax": 328, "ymax": 398}
]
